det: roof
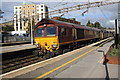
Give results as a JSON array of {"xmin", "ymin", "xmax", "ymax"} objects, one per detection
[{"xmin": 35, "ymin": 18, "xmax": 101, "ymax": 31}]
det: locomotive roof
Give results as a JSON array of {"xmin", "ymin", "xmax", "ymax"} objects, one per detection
[{"xmin": 35, "ymin": 18, "xmax": 101, "ymax": 31}]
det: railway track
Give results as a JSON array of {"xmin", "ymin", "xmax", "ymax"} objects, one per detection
[
  {"xmin": 1, "ymin": 39, "xmax": 103, "ymax": 74},
  {"xmin": 1, "ymin": 38, "xmax": 113, "ymax": 79},
  {"xmin": 2, "ymin": 54, "xmax": 52, "ymax": 74}
]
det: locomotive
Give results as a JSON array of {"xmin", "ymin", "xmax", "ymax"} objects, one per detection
[{"xmin": 34, "ymin": 18, "xmax": 112, "ymax": 57}]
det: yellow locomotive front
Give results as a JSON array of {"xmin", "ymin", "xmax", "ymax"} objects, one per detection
[{"xmin": 34, "ymin": 24, "xmax": 59, "ymax": 56}]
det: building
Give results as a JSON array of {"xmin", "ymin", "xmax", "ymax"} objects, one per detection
[
  {"xmin": 36, "ymin": 4, "xmax": 49, "ymax": 22},
  {"xmin": 14, "ymin": 4, "xmax": 48, "ymax": 35},
  {"xmin": 22, "ymin": 4, "xmax": 48, "ymax": 31},
  {"xmin": 14, "ymin": 6, "xmax": 23, "ymax": 35}
]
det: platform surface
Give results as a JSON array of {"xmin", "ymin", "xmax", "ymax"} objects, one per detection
[
  {"xmin": 13, "ymin": 40, "xmax": 119, "ymax": 79},
  {"xmin": 0, "ymin": 44, "xmax": 36, "ymax": 54}
]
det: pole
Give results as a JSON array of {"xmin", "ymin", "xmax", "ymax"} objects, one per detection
[
  {"xmin": 31, "ymin": 18, "xmax": 33, "ymax": 45},
  {"xmin": 115, "ymin": 19, "xmax": 118, "ymax": 49}
]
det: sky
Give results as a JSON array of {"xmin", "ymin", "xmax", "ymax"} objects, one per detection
[{"xmin": 0, "ymin": 0, "xmax": 119, "ymax": 28}]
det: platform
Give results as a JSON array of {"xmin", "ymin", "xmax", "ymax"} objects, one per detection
[
  {"xmin": 0, "ymin": 41, "xmax": 30, "ymax": 47},
  {"xmin": 0, "ymin": 44, "xmax": 36, "ymax": 54},
  {"xmin": 1, "ymin": 38, "xmax": 119, "ymax": 79},
  {"xmin": 10, "ymin": 39, "xmax": 119, "ymax": 79}
]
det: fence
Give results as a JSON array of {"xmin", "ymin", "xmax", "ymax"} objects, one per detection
[{"xmin": 0, "ymin": 36, "xmax": 30, "ymax": 43}]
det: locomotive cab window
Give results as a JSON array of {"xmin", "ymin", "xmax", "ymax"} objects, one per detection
[
  {"xmin": 46, "ymin": 27, "xmax": 56, "ymax": 36},
  {"xmin": 61, "ymin": 28, "xmax": 66, "ymax": 36},
  {"xmin": 36, "ymin": 28, "xmax": 44, "ymax": 37}
]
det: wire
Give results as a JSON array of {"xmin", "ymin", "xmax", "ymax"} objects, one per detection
[
  {"xmin": 98, "ymin": 6, "xmax": 110, "ymax": 21},
  {"xmin": 2, "ymin": 0, "xmax": 118, "ymax": 24},
  {"xmin": 2, "ymin": 10, "xmax": 14, "ymax": 13},
  {"xmin": 24, "ymin": 0, "xmax": 57, "ymax": 11},
  {"xmin": 53, "ymin": 0, "xmax": 65, "ymax": 8}
]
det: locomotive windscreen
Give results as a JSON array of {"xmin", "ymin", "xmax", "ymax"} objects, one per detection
[
  {"xmin": 36, "ymin": 28, "xmax": 44, "ymax": 37},
  {"xmin": 46, "ymin": 27, "xmax": 56, "ymax": 36},
  {"xmin": 35, "ymin": 27, "xmax": 56, "ymax": 37}
]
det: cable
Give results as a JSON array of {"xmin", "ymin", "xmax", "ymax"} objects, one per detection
[
  {"xmin": 98, "ymin": 6, "xmax": 110, "ymax": 21},
  {"xmin": 24, "ymin": 0, "xmax": 56, "ymax": 11},
  {"xmin": 2, "ymin": 0, "xmax": 118, "ymax": 24},
  {"xmin": 53, "ymin": 0, "xmax": 65, "ymax": 8}
]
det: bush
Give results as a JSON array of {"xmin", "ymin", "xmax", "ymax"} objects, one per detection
[{"xmin": 109, "ymin": 48, "xmax": 120, "ymax": 57}]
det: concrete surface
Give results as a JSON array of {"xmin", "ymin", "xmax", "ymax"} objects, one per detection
[
  {"xmin": 2, "ymin": 39, "xmax": 119, "ymax": 80},
  {"xmin": 0, "ymin": 44, "xmax": 36, "ymax": 54}
]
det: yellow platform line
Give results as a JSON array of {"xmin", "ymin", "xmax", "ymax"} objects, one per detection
[{"xmin": 33, "ymin": 39, "xmax": 111, "ymax": 80}]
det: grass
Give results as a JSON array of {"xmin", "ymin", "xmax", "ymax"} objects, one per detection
[
  {"xmin": 108, "ymin": 34, "xmax": 120, "ymax": 57},
  {"xmin": 109, "ymin": 48, "xmax": 120, "ymax": 57}
]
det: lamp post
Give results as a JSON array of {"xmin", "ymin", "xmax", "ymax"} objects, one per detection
[{"xmin": 23, "ymin": 17, "xmax": 34, "ymax": 45}]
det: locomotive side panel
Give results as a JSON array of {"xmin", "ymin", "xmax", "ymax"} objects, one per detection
[
  {"xmin": 76, "ymin": 28, "xmax": 84, "ymax": 40},
  {"xmin": 58, "ymin": 26, "xmax": 74, "ymax": 44}
]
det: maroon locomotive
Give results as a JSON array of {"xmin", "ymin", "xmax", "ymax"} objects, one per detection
[{"xmin": 34, "ymin": 18, "xmax": 110, "ymax": 57}]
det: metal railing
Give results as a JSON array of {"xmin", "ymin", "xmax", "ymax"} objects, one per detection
[{"xmin": 0, "ymin": 36, "xmax": 30, "ymax": 43}]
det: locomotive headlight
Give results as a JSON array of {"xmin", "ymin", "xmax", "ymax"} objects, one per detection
[
  {"xmin": 35, "ymin": 43, "xmax": 40, "ymax": 48},
  {"xmin": 52, "ymin": 44, "xmax": 57, "ymax": 48}
]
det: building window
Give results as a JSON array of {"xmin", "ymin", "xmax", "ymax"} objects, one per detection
[
  {"xmin": 41, "ymin": 5, "xmax": 43, "ymax": 7},
  {"xmin": 41, "ymin": 13, "xmax": 43, "ymax": 19},
  {"xmin": 24, "ymin": 21, "xmax": 26, "ymax": 26},
  {"xmin": 16, "ymin": 11, "xmax": 17, "ymax": 13},
  {"xmin": 32, "ymin": 10, "xmax": 34, "ymax": 14},
  {"xmin": 23, "ymin": 6, "xmax": 25, "ymax": 8},
  {"xmin": 28, "ymin": 6, "xmax": 30, "ymax": 8},
  {"xmin": 19, "ymin": 7, "xmax": 21, "ymax": 9},
  {"xmin": 16, "ymin": 7, "xmax": 17, "ymax": 9},
  {"xmin": 37, "ymin": 14, "xmax": 39, "ymax": 21},
  {"xmin": 37, "ymin": 9, "xmax": 39, "ymax": 11},
  {"xmin": 28, "ymin": 10, "xmax": 30, "ymax": 17},
  {"xmin": 23, "ymin": 10, "xmax": 25, "ymax": 14},
  {"xmin": 37, "ymin": 18, "xmax": 39, "ymax": 21},
  {"xmin": 41, "ymin": 9, "xmax": 43, "ymax": 11},
  {"xmin": 16, "ymin": 27, "xmax": 18, "ymax": 31},
  {"xmin": 32, "ymin": 6, "xmax": 34, "ymax": 8},
  {"xmin": 20, "ymin": 26, "xmax": 22, "ymax": 30},
  {"xmin": 37, "ymin": 6, "xmax": 39, "ymax": 8},
  {"xmin": 20, "ymin": 11, "xmax": 22, "ymax": 13}
]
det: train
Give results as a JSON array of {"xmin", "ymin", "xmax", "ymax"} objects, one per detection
[{"xmin": 34, "ymin": 18, "xmax": 113, "ymax": 57}]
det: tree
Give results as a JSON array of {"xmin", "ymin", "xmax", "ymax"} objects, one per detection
[
  {"xmin": 86, "ymin": 20, "xmax": 95, "ymax": 27},
  {"xmin": 94, "ymin": 21, "xmax": 101, "ymax": 28},
  {"xmin": 27, "ymin": 22, "xmax": 31, "ymax": 33},
  {"xmin": 2, "ymin": 25, "xmax": 14, "ymax": 31},
  {"xmin": 86, "ymin": 20, "xmax": 91, "ymax": 27}
]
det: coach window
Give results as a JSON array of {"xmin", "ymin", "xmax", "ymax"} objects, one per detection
[{"xmin": 61, "ymin": 28, "xmax": 66, "ymax": 36}]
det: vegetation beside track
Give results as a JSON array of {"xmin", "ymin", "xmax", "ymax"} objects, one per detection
[
  {"xmin": 106, "ymin": 35, "xmax": 120, "ymax": 65},
  {"xmin": 108, "ymin": 35, "xmax": 120, "ymax": 57},
  {"xmin": 108, "ymin": 48, "xmax": 120, "ymax": 57}
]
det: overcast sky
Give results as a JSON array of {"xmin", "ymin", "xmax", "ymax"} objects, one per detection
[{"xmin": 0, "ymin": 0, "xmax": 119, "ymax": 28}]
